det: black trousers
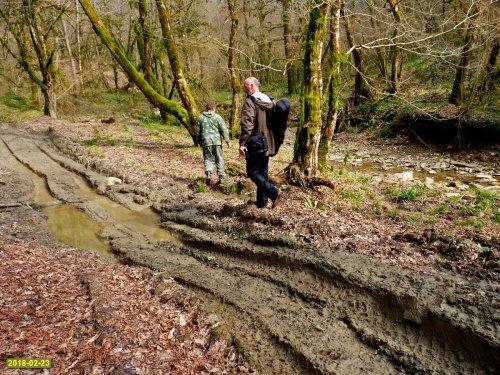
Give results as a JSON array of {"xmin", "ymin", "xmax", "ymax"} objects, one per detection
[{"xmin": 246, "ymin": 154, "xmax": 278, "ymax": 208}]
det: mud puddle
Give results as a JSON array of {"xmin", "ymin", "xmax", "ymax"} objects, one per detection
[
  {"xmin": 72, "ymin": 174, "xmax": 180, "ymax": 243},
  {"xmin": 0, "ymin": 132, "xmax": 178, "ymax": 261}
]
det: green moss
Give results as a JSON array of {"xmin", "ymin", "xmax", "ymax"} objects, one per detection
[
  {"xmin": 428, "ymin": 204, "xmax": 448, "ymax": 215},
  {"xmin": 1, "ymin": 92, "xmax": 30, "ymax": 109}
]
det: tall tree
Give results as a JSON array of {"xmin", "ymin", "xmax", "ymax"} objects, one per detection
[
  {"xmin": 154, "ymin": 0, "xmax": 199, "ymax": 136},
  {"xmin": 343, "ymin": 1, "xmax": 373, "ymax": 106},
  {"xmin": 227, "ymin": 0, "xmax": 241, "ymax": 139},
  {"xmin": 78, "ymin": 0, "xmax": 193, "ymax": 140},
  {"xmin": 61, "ymin": 17, "xmax": 81, "ymax": 95},
  {"xmin": 319, "ymin": 0, "xmax": 343, "ymax": 170},
  {"xmin": 387, "ymin": 0, "xmax": 403, "ymax": 93},
  {"xmin": 449, "ymin": 2, "xmax": 480, "ymax": 105},
  {"xmin": 291, "ymin": 0, "xmax": 330, "ymax": 178},
  {"xmin": 0, "ymin": 0, "xmax": 62, "ymax": 117},
  {"xmin": 280, "ymin": 0, "xmax": 297, "ymax": 94},
  {"xmin": 135, "ymin": 0, "xmax": 153, "ymax": 86}
]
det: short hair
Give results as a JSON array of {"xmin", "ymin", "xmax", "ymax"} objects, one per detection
[
  {"xmin": 248, "ymin": 77, "xmax": 260, "ymax": 88},
  {"xmin": 206, "ymin": 100, "xmax": 216, "ymax": 111}
]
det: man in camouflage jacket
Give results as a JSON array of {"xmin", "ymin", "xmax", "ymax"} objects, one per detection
[{"xmin": 196, "ymin": 100, "xmax": 230, "ymax": 184}]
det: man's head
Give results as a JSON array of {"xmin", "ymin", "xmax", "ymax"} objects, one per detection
[
  {"xmin": 244, "ymin": 77, "xmax": 260, "ymax": 95},
  {"xmin": 206, "ymin": 100, "xmax": 216, "ymax": 112}
]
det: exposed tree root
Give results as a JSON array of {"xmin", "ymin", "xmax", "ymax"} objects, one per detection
[
  {"xmin": 285, "ymin": 163, "xmax": 335, "ymax": 189},
  {"xmin": 309, "ymin": 177, "xmax": 335, "ymax": 189}
]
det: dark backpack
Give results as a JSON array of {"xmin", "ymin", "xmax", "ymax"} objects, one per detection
[
  {"xmin": 248, "ymin": 96, "xmax": 291, "ymax": 157},
  {"xmin": 271, "ymin": 98, "xmax": 291, "ymax": 155}
]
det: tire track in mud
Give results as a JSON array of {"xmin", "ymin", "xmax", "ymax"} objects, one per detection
[
  {"xmin": 158, "ymin": 219, "xmax": 499, "ymax": 375},
  {"xmin": 1, "ymin": 129, "xmax": 499, "ymax": 375}
]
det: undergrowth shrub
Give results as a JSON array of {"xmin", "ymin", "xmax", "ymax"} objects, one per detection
[
  {"xmin": 386, "ymin": 184, "xmax": 426, "ymax": 202},
  {"xmin": 1, "ymin": 92, "xmax": 30, "ymax": 109}
]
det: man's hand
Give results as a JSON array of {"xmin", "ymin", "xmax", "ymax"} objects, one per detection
[{"xmin": 239, "ymin": 145, "xmax": 246, "ymax": 157}]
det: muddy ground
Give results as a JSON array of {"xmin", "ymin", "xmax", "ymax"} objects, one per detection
[{"xmin": 0, "ymin": 119, "xmax": 499, "ymax": 374}]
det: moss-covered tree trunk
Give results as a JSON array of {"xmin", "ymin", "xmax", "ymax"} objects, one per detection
[
  {"xmin": 469, "ymin": 36, "xmax": 497, "ymax": 104},
  {"xmin": 227, "ymin": 0, "xmax": 241, "ymax": 139},
  {"xmin": 256, "ymin": 0, "xmax": 272, "ymax": 85},
  {"xmin": 42, "ymin": 82, "xmax": 57, "ymax": 118},
  {"xmin": 154, "ymin": 0, "xmax": 198, "ymax": 140},
  {"xmin": 281, "ymin": 0, "xmax": 297, "ymax": 94},
  {"xmin": 319, "ymin": 0, "xmax": 343, "ymax": 170},
  {"xmin": 135, "ymin": 0, "xmax": 152, "ymax": 85},
  {"xmin": 78, "ymin": 0, "xmax": 192, "ymax": 138},
  {"xmin": 292, "ymin": 1, "xmax": 330, "ymax": 177}
]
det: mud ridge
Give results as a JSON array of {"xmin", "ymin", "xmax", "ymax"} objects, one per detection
[{"xmin": 166, "ymin": 222, "xmax": 500, "ymax": 372}]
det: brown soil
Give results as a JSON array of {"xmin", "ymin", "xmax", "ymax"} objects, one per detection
[{"xmin": 0, "ymin": 118, "xmax": 498, "ymax": 375}]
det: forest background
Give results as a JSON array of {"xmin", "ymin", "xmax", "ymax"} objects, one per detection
[{"xmin": 0, "ymin": 0, "xmax": 498, "ymax": 181}]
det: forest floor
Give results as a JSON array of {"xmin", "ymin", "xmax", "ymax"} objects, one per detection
[{"xmin": 0, "ymin": 114, "xmax": 499, "ymax": 374}]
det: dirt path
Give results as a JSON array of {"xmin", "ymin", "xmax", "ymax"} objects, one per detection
[{"xmin": 1, "ymin": 124, "xmax": 498, "ymax": 374}]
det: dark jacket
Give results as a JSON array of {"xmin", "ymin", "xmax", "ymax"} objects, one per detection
[{"xmin": 239, "ymin": 96, "xmax": 275, "ymax": 156}]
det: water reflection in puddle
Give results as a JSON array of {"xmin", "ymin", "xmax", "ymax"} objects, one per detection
[
  {"xmin": 22, "ymin": 162, "xmax": 179, "ymax": 259},
  {"xmin": 44, "ymin": 204, "xmax": 113, "ymax": 260},
  {"xmin": 73, "ymin": 176, "xmax": 180, "ymax": 244}
]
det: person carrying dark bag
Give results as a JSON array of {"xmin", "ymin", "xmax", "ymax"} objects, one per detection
[{"xmin": 238, "ymin": 77, "xmax": 282, "ymax": 208}]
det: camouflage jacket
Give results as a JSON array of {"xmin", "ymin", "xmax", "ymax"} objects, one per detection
[{"xmin": 196, "ymin": 111, "xmax": 229, "ymax": 147}]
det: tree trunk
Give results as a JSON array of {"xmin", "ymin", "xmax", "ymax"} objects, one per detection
[
  {"xmin": 367, "ymin": 0, "xmax": 387, "ymax": 80},
  {"xmin": 227, "ymin": 0, "xmax": 241, "ymax": 139},
  {"xmin": 387, "ymin": 0, "xmax": 403, "ymax": 93},
  {"xmin": 136, "ymin": 0, "xmax": 152, "ymax": 85},
  {"xmin": 43, "ymin": 81, "xmax": 57, "ymax": 118},
  {"xmin": 292, "ymin": 1, "xmax": 330, "ymax": 177},
  {"xmin": 75, "ymin": 0, "xmax": 84, "ymax": 90},
  {"xmin": 30, "ymin": 81, "xmax": 40, "ymax": 106},
  {"xmin": 154, "ymin": 0, "xmax": 199, "ymax": 141},
  {"xmin": 281, "ymin": 0, "xmax": 296, "ymax": 94},
  {"xmin": 319, "ymin": 0, "xmax": 342, "ymax": 170},
  {"xmin": 78, "ymin": 0, "xmax": 192, "ymax": 137},
  {"xmin": 256, "ymin": 0, "xmax": 271, "ymax": 85},
  {"xmin": 343, "ymin": 4, "xmax": 372, "ymax": 106},
  {"xmin": 449, "ymin": 8, "xmax": 477, "ymax": 105},
  {"xmin": 62, "ymin": 18, "xmax": 80, "ymax": 95},
  {"xmin": 242, "ymin": 1, "xmax": 252, "ymax": 76},
  {"xmin": 159, "ymin": 49, "xmax": 170, "ymax": 98},
  {"xmin": 22, "ymin": 0, "xmax": 59, "ymax": 118},
  {"xmin": 481, "ymin": 39, "xmax": 499, "ymax": 92}
]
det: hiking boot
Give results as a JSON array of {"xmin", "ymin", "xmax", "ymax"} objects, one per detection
[
  {"xmin": 205, "ymin": 171, "xmax": 212, "ymax": 185},
  {"xmin": 271, "ymin": 190, "xmax": 282, "ymax": 208},
  {"xmin": 218, "ymin": 175, "xmax": 224, "ymax": 184}
]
